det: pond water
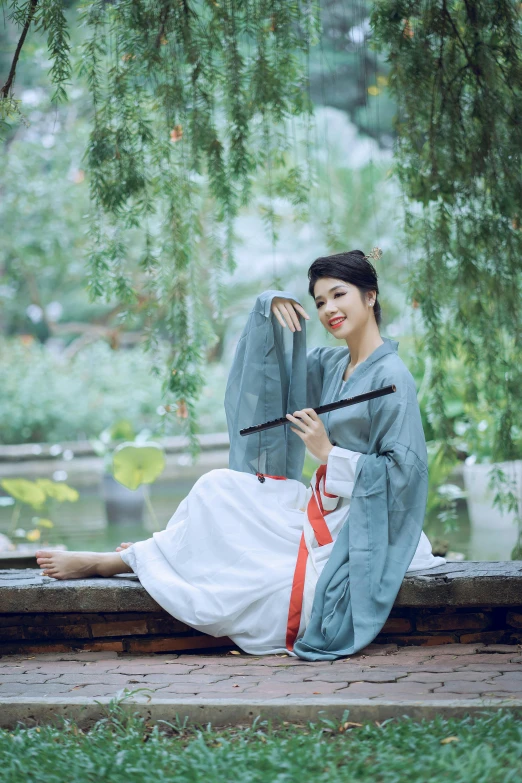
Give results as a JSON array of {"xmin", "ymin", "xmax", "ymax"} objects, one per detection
[
  {"xmin": 0, "ymin": 474, "xmax": 519, "ymax": 561},
  {"xmin": 423, "ymin": 504, "xmax": 517, "ymax": 562},
  {"xmin": 0, "ymin": 481, "xmax": 190, "ymax": 554}
]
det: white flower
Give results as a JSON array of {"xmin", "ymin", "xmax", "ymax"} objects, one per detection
[
  {"xmin": 45, "ymin": 301, "xmax": 63, "ymax": 322},
  {"xmin": 438, "ymin": 483, "xmax": 465, "ymax": 500},
  {"xmin": 454, "ymin": 421, "xmax": 468, "ymax": 436},
  {"xmin": 26, "ymin": 304, "xmax": 43, "ymax": 324}
]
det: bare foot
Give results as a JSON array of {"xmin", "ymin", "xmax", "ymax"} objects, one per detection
[
  {"xmin": 35, "ymin": 550, "xmax": 131, "ymax": 580},
  {"xmin": 115, "ymin": 541, "xmax": 134, "ymax": 552}
]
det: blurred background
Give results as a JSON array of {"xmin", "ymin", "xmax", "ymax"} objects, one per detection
[{"xmin": 1, "ymin": 0, "xmax": 519, "ymax": 563}]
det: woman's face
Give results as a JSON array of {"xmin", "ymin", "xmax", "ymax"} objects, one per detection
[{"xmin": 313, "ymin": 277, "xmax": 375, "ymax": 339}]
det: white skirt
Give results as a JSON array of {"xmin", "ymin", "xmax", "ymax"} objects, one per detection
[{"xmin": 120, "ymin": 468, "xmax": 444, "ymax": 655}]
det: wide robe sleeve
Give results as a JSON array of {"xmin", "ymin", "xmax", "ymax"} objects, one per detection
[
  {"xmin": 324, "ymin": 446, "xmax": 363, "ymax": 498},
  {"xmin": 293, "ymin": 369, "xmax": 429, "ymax": 661},
  {"xmin": 225, "ymin": 289, "xmax": 310, "ymax": 480}
]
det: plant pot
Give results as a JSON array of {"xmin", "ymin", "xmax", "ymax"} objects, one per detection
[
  {"xmin": 101, "ymin": 473, "xmax": 146, "ymax": 525},
  {"xmin": 463, "ymin": 459, "xmax": 522, "ymax": 560}
]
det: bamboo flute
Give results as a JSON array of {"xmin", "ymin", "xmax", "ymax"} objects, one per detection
[{"xmin": 240, "ymin": 384, "xmax": 396, "ymax": 436}]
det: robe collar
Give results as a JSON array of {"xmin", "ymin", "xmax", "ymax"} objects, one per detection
[{"xmin": 341, "ymin": 337, "xmax": 399, "ymax": 391}]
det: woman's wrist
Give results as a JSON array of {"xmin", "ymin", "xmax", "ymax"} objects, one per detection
[{"xmin": 319, "ymin": 443, "xmax": 334, "ymax": 464}]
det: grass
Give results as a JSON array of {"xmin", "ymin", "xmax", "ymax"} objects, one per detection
[{"xmin": 0, "ymin": 702, "xmax": 521, "ymax": 783}]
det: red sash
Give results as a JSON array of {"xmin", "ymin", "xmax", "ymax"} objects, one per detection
[{"xmin": 285, "ymin": 463, "xmax": 337, "ymax": 651}]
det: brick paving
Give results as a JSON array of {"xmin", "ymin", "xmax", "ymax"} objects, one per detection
[{"xmin": 1, "ymin": 642, "xmax": 521, "ymax": 703}]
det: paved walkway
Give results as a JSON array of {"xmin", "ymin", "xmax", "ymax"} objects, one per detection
[{"xmin": 1, "ymin": 642, "xmax": 521, "ymax": 727}]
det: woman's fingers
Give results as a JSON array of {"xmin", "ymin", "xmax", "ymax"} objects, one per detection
[
  {"xmin": 274, "ymin": 304, "xmax": 293, "ymax": 331},
  {"xmin": 286, "ymin": 412, "xmax": 308, "ymax": 432},
  {"xmin": 271, "ymin": 298, "xmax": 308, "ymax": 331},
  {"xmin": 272, "ymin": 306, "xmax": 287, "ymax": 329},
  {"xmin": 282, "ymin": 303, "xmax": 302, "ymax": 332},
  {"xmin": 293, "ymin": 303, "xmax": 311, "ymax": 321},
  {"xmin": 293, "ymin": 409, "xmax": 316, "ymax": 424},
  {"xmin": 288, "ymin": 303, "xmax": 304, "ymax": 332}
]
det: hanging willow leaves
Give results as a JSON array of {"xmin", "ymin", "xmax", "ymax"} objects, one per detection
[
  {"xmin": 371, "ymin": 1, "xmax": 522, "ymax": 468},
  {"xmin": 1, "ymin": 0, "xmax": 318, "ymax": 455}
]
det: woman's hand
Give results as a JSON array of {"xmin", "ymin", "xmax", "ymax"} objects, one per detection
[
  {"xmin": 271, "ymin": 297, "xmax": 310, "ymax": 332},
  {"xmin": 286, "ymin": 408, "xmax": 333, "ymax": 464}
]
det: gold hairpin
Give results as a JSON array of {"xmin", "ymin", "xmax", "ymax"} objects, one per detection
[{"xmin": 364, "ymin": 247, "xmax": 383, "ymax": 262}]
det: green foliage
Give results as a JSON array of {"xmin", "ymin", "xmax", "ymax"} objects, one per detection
[
  {"xmin": 34, "ymin": 477, "xmax": 79, "ymax": 502},
  {"xmin": 301, "ymin": 450, "xmax": 320, "ymax": 484},
  {"xmin": 371, "ymin": 1, "xmax": 522, "ymax": 468},
  {"xmin": 0, "ymin": 476, "xmax": 78, "ymax": 545},
  {"xmin": 0, "ymin": 97, "xmax": 95, "ymax": 338},
  {"xmin": 0, "ymin": 478, "xmax": 46, "ymax": 509},
  {"xmin": 425, "ymin": 440, "xmax": 465, "ymax": 532},
  {"xmin": 0, "ymin": 702, "xmax": 521, "ymax": 783},
  {"xmin": 0, "ymin": 336, "xmax": 232, "ymax": 444},
  {"xmin": 81, "ymin": 0, "xmax": 319, "ymax": 458},
  {"xmin": 1, "ymin": 0, "xmax": 320, "ymax": 456},
  {"xmin": 1, "ymin": 477, "xmax": 79, "ymax": 507},
  {"xmin": 0, "ymin": 337, "xmax": 162, "ymax": 443}
]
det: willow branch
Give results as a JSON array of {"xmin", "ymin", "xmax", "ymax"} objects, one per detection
[
  {"xmin": 441, "ymin": 0, "xmax": 480, "ymax": 77},
  {"xmin": 441, "ymin": 0, "xmax": 516, "ymax": 126},
  {"xmin": 1, "ymin": 0, "xmax": 39, "ymax": 100},
  {"xmin": 154, "ymin": 4, "xmax": 170, "ymax": 50}
]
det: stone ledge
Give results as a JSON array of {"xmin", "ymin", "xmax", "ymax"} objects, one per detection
[
  {"xmin": 0, "ymin": 570, "xmax": 160, "ymax": 614},
  {"xmin": 1, "ymin": 562, "xmax": 521, "ymax": 614},
  {"xmin": 0, "ymin": 563, "xmax": 521, "ymax": 655},
  {"xmin": 396, "ymin": 562, "xmax": 522, "ymax": 608},
  {"xmin": 0, "ymin": 432, "xmax": 230, "ymax": 463}
]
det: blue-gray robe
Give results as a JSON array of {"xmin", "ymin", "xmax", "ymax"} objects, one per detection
[{"xmin": 224, "ymin": 290, "xmax": 428, "ymax": 660}]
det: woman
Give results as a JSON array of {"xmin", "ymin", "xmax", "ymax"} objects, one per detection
[{"xmin": 36, "ymin": 249, "xmax": 444, "ymax": 660}]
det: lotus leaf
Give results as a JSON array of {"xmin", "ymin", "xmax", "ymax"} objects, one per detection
[
  {"xmin": 109, "ymin": 419, "xmax": 136, "ymax": 441},
  {"xmin": 26, "ymin": 529, "xmax": 41, "ymax": 542},
  {"xmin": 36, "ymin": 479, "xmax": 79, "ymax": 502},
  {"xmin": 112, "ymin": 442, "xmax": 166, "ymax": 491},
  {"xmin": 0, "ymin": 479, "xmax": 46, "ymax": 509},
  {"xmin": 35, "ymin": 518, "xmax": 54, "ymax": 528}
]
